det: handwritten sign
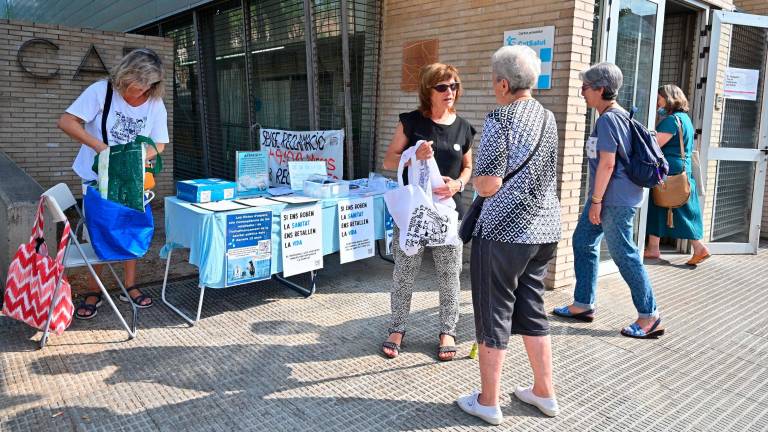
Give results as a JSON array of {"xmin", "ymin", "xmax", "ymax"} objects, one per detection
[
  {"xmin": 225, "ymin": 211, "xmax": 272, "ymax": 286},
  {"xmin": 261, "ymin": 128, "xmax": 344, "ymax": 187},
  {"xmin": 281, "ymin": 204, "xmax": 323, "ymax": 277},
  {"xmin": 337, "ymin": 197, "xmax": 375, "ymax": 264}
]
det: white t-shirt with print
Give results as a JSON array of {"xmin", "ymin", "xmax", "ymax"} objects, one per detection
[{"xmin": 68, "ymin": 80, "xmax": 169, "ymax": 181}]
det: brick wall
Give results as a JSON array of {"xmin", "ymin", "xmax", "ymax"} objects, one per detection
[
  {"xmin": 377, "ymin": 0, "xmax": 597, "ymax": 288},
  {"xmin": 0, "ymin": 19, "xmax": 174, "ymax": 200}
]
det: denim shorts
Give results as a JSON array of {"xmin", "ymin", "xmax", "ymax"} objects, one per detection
[{"xmin": 470, "ymin": 237, "xmax": 556, "ymax": 349}]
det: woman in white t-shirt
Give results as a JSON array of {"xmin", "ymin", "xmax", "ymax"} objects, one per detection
[{"xmin": 57, "ymin": 48, "xmax": 169, "ymax": 320}]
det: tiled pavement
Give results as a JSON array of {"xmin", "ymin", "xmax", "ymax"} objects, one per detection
[{"xmin": 2, "ymin": 245, "xmax": 768, "ymax": 431}]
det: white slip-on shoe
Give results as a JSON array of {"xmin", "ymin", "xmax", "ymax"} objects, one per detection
[
  {"xmin": 456, "ymin": 390, "xmax": 503, "ymax": 426},
  {"xmin": 513, "ymin": 385, "xmax": 560, "ymax": 417}
]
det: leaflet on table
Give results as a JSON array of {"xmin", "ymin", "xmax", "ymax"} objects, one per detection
[
  {"xmin": 225, "ymin": 211, "xmax": 272, "ymax": 286},
  {"xmin": 288, "ymin": 161, "xmax": 327, "ymax": 190},
  {"xmin": 269, "ymin": 195, "xmax": 319, "ymax": 205},
  {"xmin": 385, "ymin": 209, "xmax": 394, "ymax": 256},
  {"xmin": 337, "ymin": 197, "xmax": 375, "ymax": 264},
  {"xmin": 267, "ymin": 186, "xmax": 294, "ymax": 196},
  {"xmin": 281, "ymin": 204, "xmax": 323, "ymax": 277},
  {"xmin": 235, "ymin": 151, "xmax": 269, "ymax": 197},
  {"xmin": 192, "ymin": 200, "xmax": 249, "ymax": 212},
  {"xmin": 235, "ymin": 197, "xmax": 282, "ymax": 207}
]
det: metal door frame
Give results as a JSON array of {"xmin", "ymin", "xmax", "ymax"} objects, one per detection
[{"xmin": 700, "ymin": 11, "xmax": 768, "ymax": 254}]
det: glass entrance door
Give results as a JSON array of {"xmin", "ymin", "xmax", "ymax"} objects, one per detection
[
  {"xmin": 700, "ymin": 11, "xmax": 768, "ymax": 254},
  {"xmin": 596, "ymin": 0, "xmax": 666, "ymax": 274}
]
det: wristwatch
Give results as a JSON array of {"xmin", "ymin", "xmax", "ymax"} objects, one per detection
[{"xmin": 457, "ymin": 179, "xmax": 465, "ymax": 192}]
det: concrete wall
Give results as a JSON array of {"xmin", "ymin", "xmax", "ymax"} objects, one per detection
[
  {"xmin": 0, "ymin": 19, "xmax": 175, "ymax": 200},
  {"xmin": 0, "ymin": 152, "xmax": 55, "ymax": 293},
  {"xmin": 377, "ymin": 0, "xmax": 598, "ymax": 288}
]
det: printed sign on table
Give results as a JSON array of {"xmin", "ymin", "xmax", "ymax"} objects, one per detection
[
  {"xmin": 261, "ymin": 128, "xmax": 344, "ymax": 188},
  {"xmin": 504, "ymin": 26, "xmax": 555, "ymax": 89},
  {"xmin": 281, "ymin": 204, "xmax": 323, "ymax": 277},
  {"xmin": 236, "ymin": 151, "xmax": 270, "ymax": 197},
  {"xmin": 225, "ymin": 211, "xmax": 272, "ymax": 286},
  {"xmin": 337, "ymin": 197, "xmax": 375, "ymax": 264},
  {"xmin": 724, "ymin": 67, "xmax": 759, "ymax": 101},
  {"xmin": 288, "ymin": 160, "xmax": 327, "ymax": 190}
]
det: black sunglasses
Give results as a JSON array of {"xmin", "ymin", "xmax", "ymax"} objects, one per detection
[{"xmin": 433, "ymin": 82, "xmax": 460, "ymax": 93}]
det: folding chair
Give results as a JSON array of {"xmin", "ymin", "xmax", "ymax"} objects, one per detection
[{"xmin": 38, "ymin": 183, "xmax": 138, "ymax": 348}]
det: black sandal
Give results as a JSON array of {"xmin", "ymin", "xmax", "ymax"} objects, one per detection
[
  {"xmin": 75, "ymin": 292, "xmax": 103, "ymax": 320},
  {"xmin": 381, "ymin": 331, "xmax": 405, "ymax": 359},
  {"xmin": 119, "ymin": 287, "xmax": 153, "ymax": 309},
  {"xmin": 437, "ymin": 332, "xmax": 458, "ymax": 362}
]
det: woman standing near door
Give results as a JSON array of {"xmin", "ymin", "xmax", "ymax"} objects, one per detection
[
  {"xmin": 553, "ymin": 62, "xmax": 664, "ymax": 340},
  {"xmin": 644, "ymin": 85, "xmax": 709, "ymax": 266}
]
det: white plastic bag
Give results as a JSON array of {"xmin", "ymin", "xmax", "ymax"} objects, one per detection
[{"xmin": 384, "ymin": 141, "xmax": 460, "ymax": 256}]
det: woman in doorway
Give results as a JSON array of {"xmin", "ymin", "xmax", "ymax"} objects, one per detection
[
  {"xmin": 58, "ymin": 48, "xmax": 168, "ymax": 319},
  {"xmin": 553, "ymin": 62, "xmax": 664, "ymax": 339},
  {"xmin": 380, "ymin": 63, "xmax": 476, "ymax": 361},
  {"xmin": 644, "ymin": 84, "xmax": 709, "ymax": 265}
]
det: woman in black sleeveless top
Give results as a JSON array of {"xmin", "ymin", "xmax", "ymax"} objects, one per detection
[{"xmin": 380, "ymin": 63, "xmax": 476, "ymax": 361}]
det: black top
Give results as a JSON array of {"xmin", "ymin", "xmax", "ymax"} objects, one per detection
[{"xmin": 399, "ymin": 110, "xmax": 477, "ymax": 217}]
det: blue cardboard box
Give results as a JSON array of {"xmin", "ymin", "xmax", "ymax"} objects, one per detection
[{"xmin": 177, "ymin": 178, "xmax": 237, "ymax": 203}]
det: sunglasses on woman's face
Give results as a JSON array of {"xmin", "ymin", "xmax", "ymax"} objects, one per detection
[{"xmin": 433, "ymin": 82, "xmax": 460, "ymax": 93}]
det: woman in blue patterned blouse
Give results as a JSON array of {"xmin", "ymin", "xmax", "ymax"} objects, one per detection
[{"xmin": 456, "ymin": 45, "xmax": 562, "ymax": 426}]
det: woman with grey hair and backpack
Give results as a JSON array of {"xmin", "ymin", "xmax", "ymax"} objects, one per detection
[
  {"xmin": 456, "ymin": 45, "xmax": 561, "ymax": 426},
  {"xmin": 553, "ymin": 62, "xmax": 664, "ymax": 339}
]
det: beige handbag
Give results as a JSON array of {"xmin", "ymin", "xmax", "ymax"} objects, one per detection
[{"xmin": 651, "ymin": 115, "xmax": 691, "ymax": 228}]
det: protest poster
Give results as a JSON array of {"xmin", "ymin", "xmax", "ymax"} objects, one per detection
[
  {"xmin": 236, "ymin": 151, "xmax": 270, "ymax": 197},
  {"xmin": 281, "ymin": 204, "xmax": 323, "ymax": 277},
  {"xmin": 260, "ymin": 128, "xmax": 344, "ymax": 187},
  {"xmin": 225, "ymin": 211, "xmax": 272, "ymax": 286},
  {"xmin": 337, "ymin": 197, "xmax": 375, "ymax": 264}
]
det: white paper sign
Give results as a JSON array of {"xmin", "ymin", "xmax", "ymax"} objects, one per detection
[
  {"xmin": 261, "ymin": 128, "xmax": 344, "ymax": 187},
  {"xmin": 724, "ymin": 67, "xmax": 760, "ymax": 101},
  {"xmin": 281, "ymin": 204, "xmax": 323, "ymax": 277},
  {"xmin": 288, "ymin": 161, "xmax": 327, "ymax": 190},
  {"xmin": 337, "ymin": 197, "xmax": 375, "ymax": 264},
  {"xmin": 503, "ymin": 26, "xmax": 555, "ymax": 89}
]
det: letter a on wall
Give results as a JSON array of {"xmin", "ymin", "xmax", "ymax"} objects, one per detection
[{"xmin": 73, "ymin": 44, "xmax": 109, "ymax": 79}]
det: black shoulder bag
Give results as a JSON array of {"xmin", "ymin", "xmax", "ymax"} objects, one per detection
[{"xmin": 458, "ymin": 116, "xmax": 548, "ymax": 243}]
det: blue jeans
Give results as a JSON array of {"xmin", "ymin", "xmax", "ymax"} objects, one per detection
[{"xmin": 572, "ymin": 204, "xmax": 658, "ymax": 318}]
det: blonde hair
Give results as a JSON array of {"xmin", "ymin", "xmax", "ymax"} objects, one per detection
[
  {"xmin": 111, "ymin": 48, "xmax": 165, "ymax": 99},
  {"xmin": 658, "ymin": 84, "xmax": 689, "ymax": 113},
  {"xmin": 417, "ymin": 63, "xmax": 461, "ymax": 117}
]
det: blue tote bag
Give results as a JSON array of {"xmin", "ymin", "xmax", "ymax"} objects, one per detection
[{"xmin": 84, "ymin": 186, "xmax": 154, "ymax": 261}]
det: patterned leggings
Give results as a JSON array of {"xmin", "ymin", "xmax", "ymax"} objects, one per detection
[{"xmin": 388, "ymin": 225, "xmax": 462, "ymax": 337}]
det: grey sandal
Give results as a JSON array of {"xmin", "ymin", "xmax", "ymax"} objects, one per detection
[{"xmin": 381, "ymin": 331, "xmax": 405, "ymax": 359}]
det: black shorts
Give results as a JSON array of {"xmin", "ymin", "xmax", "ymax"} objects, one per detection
[{"xmin": 470, "ymin": 237, "xmax": 556, "ymax": 349}]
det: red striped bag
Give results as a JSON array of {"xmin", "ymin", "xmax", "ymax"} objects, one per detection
[{"xmin": 2, "ymin": 198, "xmax": 73, "ymax": 335}]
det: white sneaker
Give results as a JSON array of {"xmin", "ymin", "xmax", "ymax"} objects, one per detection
[
  {"xmin": 513, "ymin": 385, "xmax": 560, "ymax": 417},
  {"xmin": 456, "ymin": 390, "xmax": 503, "ymax": 425}
]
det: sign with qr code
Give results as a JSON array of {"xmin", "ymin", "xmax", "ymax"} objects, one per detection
[
  {"xmin": 281, "ymin": 204, "xmax": 323, "ymax": 277},
  {"xmin": 337, "ymin": 197, "xmax": 375, "ymax": 264},
  {"xmin": 225, "ymin": 211, "xmax": 272, "ymax": 287}
]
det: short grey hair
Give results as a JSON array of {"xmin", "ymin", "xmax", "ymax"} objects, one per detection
[
  {"xmin": 491, "ymin": 45, "xmax": 541, "ymax": 91},
  {"xmin": 579, "ymin": 62, "xmax": 623, "ymax": 100},
  {"xmin": 111, "ymin": 48, "xmax": 165, "ymax": 99}
]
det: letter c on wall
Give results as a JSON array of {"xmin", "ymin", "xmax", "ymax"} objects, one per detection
[{"xmin": 17, "ymin": 38, "xmax": 60, "ymax": 78}]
